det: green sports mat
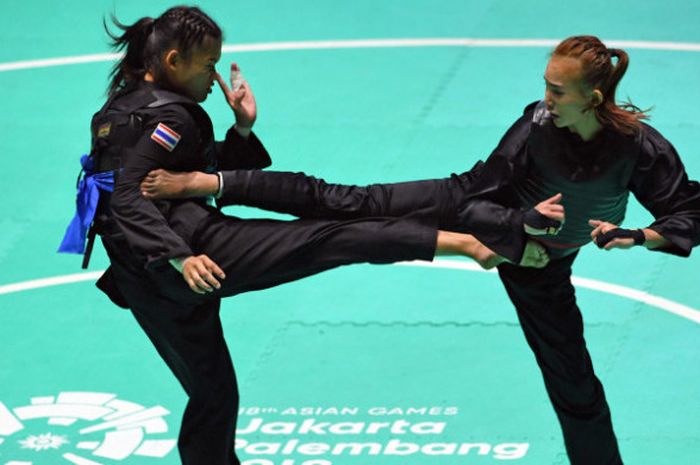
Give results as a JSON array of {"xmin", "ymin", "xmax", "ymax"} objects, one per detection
[{"xmin": 1, "ymin": 1, "xmax": 699, "ymax": 464}]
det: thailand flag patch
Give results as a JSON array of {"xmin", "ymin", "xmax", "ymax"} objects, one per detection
[{"xmin": 151, "ymin": 123, "xmax": 181, "ymax": 152}]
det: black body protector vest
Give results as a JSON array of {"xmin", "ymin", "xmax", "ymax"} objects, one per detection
[{"xmin": 83, "ymin": 86, "xmax": 196, "ymax": 268}]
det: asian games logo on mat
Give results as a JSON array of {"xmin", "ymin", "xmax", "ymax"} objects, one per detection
[{"xmin": 0, "ymin": 391, "xmax": 177, "ymax": 465}]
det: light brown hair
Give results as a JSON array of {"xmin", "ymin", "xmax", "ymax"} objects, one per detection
[{"xmin": 553, "ymin": 35, "xmax": 649, "ymax": 135}]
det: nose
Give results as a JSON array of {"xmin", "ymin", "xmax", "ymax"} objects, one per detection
[{"xmin": 544, "ymin": 89, "xmax": 553, "ymax": 109}]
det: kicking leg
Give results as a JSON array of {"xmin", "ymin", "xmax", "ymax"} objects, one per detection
[{"xmin": 141, "ymin": 167, "xmax": 531, "ymax": 263}]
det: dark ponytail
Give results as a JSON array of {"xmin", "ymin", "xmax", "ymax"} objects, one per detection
[
  {"xmin": 105, "ymin": 6, "xmax": 223, "ymax": 96},
  {"xmin": 104, "ymin": 15, "xmax": 156, "ymax": 95},
  {"xmin": 553, "ymin": 36, "xmax": 649, "ymax": 135}
]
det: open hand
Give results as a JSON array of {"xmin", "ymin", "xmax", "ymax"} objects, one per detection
[
  {"xmin": 215, "ymin": 63, "xmax": 256, "ymax": 128},
  {"xmin": 535, "ymin": 193, "xmax": 565, "ymax": 224},
  {"xmin": 180, "ymin": 255, "xmax": 226, "ymax": 294},
  {"xmin": 524, "ymin": 193, "xmax": 565, "ymax": 235}
]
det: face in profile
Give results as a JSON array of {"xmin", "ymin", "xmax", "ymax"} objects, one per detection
[
  {"xmin": 543, "ymin": 55, "xmax": 596, "ymax": 130},
  {"xmin": 167, "ymin": 36, "xmax": 222, "ymax": 102}
]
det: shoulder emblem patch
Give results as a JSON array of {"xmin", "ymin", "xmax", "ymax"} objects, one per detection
[
  {"xmin": 97, "ymin": 122, "xmax": 111, "ymax": 138},
  {"xmin": 151, "ymin": 123, "xmax": 181, "ymax": 152}
]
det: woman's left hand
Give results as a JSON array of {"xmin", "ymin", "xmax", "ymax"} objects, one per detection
[
  {"xmin": 215, "ymin": 63, "xmax": 257, "ymax": 129},
  {"xmin": 589, "ymin": 219, "xmax": 636, "ymax": 250}
]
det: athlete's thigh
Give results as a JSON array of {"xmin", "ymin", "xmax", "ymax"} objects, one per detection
[{"xmin": 194, "ymin": 215, "xmax": 433, "ymax": 296}]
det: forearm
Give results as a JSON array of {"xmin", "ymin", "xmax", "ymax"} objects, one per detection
[{"xmin": 643, "ymin": 228, "xmax": 671, "ymax": 250}]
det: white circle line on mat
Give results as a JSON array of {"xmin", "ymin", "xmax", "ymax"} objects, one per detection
[{"xmin": 1, "ymin": 260, "xmax": 698, "ymax": 325}]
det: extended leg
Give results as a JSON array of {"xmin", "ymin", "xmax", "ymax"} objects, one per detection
[
  {"xmin": 217, "ymin": 169, "xmax": 526, "ymax": 261},
  {"xmin": 220, "ymin": 170, "xmax": 459, "ymax": 223},
  {"xmin": 141, "ymin": 166, "xmax": 527, "ymax": 261}
]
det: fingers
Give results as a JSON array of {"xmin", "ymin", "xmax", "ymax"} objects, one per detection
[
  {"xmin": 540, "ymin": 208, "xmax": 565, "ymax": 222},
  {"xmin": 204, "ymin": 256, "xmax": 226, "ymax": 280},
  {"xmin": 543, "ymin": 192, "xmax": 563, "ymax": 204},
  {"xmin": 589, "ymin": 220, "xmax": 616, "ymax": 242},
  {"xmin": 231, "ymin": 86, "xmax": 247, "ymax": 109},
  {"xmin": 590, "ymin": 223, "xmax": 605, "ymax": 240},
  {"xmin": 604, "ymin": 239, "xmax": 620, "ymax": 250},
  {"xmin": 535, "ymin": 194, "xmax": 565, "ymax": 222},
  {"xmin": 215, "ymin": 72, "xmax": 231, "ymax": 96},
  {"xmin": 182, "ymin": 255, "xmax": 226, "ymax": 294},
  {"xmin": 588, "ymin": 220, "xmax": 631, "ymax": 250},
  {"xmin": 230, "ymin": 62, "xmax": 240, "ymax": 89},
  {"xmin": 216, "ymin": 70, "xmax": 247, "ymax": 110},
  {"xmin": 185, "ymin": 275, "xmax": 206, "ymax": 294}
]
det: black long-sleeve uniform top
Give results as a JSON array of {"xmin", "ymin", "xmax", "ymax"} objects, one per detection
[
  {"xmin": 465, "ymin": 100, "xmax": 700, "ymax": 258},
  {"xmin": 105, "ymin": 82, "xmax": 271, "ymax": 270}
]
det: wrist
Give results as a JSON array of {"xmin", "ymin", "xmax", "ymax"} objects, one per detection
[
  {"xmin": 642, "ymin": 228, "xmax": 670, "ymax": 249},
  {"xmin": 234, "ymin": 123, "xmax": 252, "ymax": 139},
  {"xmin": 169, "ymin": 256, "xmax": 191, "ymax": 273},
  {"xmin": 630, "ymin": 229, "xmax": 646, "ymax": 246}
]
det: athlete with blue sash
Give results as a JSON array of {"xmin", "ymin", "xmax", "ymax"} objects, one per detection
[{"xmin": 58, "ymin": 7, "xmax": 549, "ymax": 465}]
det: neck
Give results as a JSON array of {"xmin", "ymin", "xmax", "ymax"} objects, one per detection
[
  {"xmin": 568, "ymin": 112, "xmax": 603, "ymax": 142},
  {"xmin": 144, "ymin": 72, "xmax": 154, "ymax": 82}
]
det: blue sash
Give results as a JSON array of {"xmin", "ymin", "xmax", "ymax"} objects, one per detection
[{"xmin": 58, "ymin": 154, "xmax": 115, "ymax": 254}]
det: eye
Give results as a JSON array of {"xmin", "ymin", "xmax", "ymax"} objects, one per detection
[{"xmin": 545, "ymin": 83, "xmax": 564, "ymax": 97}]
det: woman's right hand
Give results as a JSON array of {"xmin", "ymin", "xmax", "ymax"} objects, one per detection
[
  {"xmin": 524, "ymin": 193, "xmax": 565, "ymax": 235},
  {"xmin": 174, "ymin": 255, "xmax": 226, "ymax": 294}
]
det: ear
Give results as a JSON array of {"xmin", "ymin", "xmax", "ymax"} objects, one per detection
[
  {"xmin": 590, "ymin": 89, "xmax": 604, "ymax": 107},
  {"xmin": 163, "ymin": 49, "xmax": 180, "ymax": 71}
]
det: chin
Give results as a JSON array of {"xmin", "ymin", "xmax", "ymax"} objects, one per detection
[{"xmin": 551, "ymin": 117, "xmax": 565, "ymax": 128}]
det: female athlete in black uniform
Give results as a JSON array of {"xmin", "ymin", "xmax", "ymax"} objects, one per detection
[
  {"xmin": 143, "ymin": 36, "xmax": 700, "ymax": 465},
  {"xmin": 75, "ymin": 6, "xmax": 549, "ymax": 465}
]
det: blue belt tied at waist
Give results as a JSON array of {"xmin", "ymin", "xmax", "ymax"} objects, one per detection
[{"xmin": 58, "ymin": 154, "xmax": 115, "ymax": 254}]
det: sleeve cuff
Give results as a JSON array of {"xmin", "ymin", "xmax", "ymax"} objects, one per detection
[
  {"xmin": 234, "ymin": 124, "xmax": 252, "ymax": 139},
  {"xmin": 216, "ymin": 171, "xmax": 224, "ymax": 199}
]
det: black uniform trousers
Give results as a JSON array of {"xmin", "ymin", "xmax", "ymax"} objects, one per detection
[
  {"xmin": 101, "ymin": 214, "xmax": 436, "ymax": 465},
  {"xmin": 219, "ymin": 168, "xmax": 527, "ymax": 262},
  {"xmin": 216, "ymin": 169, "xmax": 623, "ymax": 465}
]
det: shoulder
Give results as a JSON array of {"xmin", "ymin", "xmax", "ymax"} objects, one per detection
[
  {"xmin": 111, "ymin": 85, "xmax": 206, "ymax": 133},
  {"xmin": 141, "ymin": 102, "xmax": 198, "ymax": 131},
  {"xmin": 495, "ymin": 100, "xmax": 543, "ymax": 151},
  {"xmin": 638, "ymin": 122, "xmax": 674, "ymax": 153},
  {"xmin": 628, "ymin": 123, "xmax": 684, "ymax": 173}
]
